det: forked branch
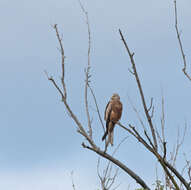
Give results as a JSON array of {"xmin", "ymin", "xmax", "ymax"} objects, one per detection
[
  {"xmin": 53, "ymin": 24, "xmax": 67, "ymax": 98},
  {"xmin": 97, "ymin": 158, "xmax": 120, "ymax": 190}
]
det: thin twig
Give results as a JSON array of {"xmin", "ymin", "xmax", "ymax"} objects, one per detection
[
  {"xmin": 97, "ymin": 137, "xmax": 128, "ymax": 190},
  {"xmin": 172, "ymin": 125, "xmax": 187, "ymax": 167},
  {"xmin": 161, "ymin": 95, "xmax": 165, "ymax": 143},
  {"xmin": 117, "ymin": 122, "xmax": 137, "ymax": 139},
  {"xmin": 148, "ymin": 98, "xmax": 153, "ymax": 112},
  {"xmin": 88, "ymin": 84, "xmax": 105, "ymax": 132},
  {"xmin": 45, "ymin": 71, "xmax": 64, "ymax": 100},
  {"xmin": 46, "ymin": 30, "xmax": 96, "ymax": 148},
  {"xmin": 174, "ymin": 0, "xmax": 191, "ymax": 81},
  {"xmin": 155, "ymin": 127, "xmax": 164, "ymax": 153},
  {"xmin": 112, "ymin": 136, "xmax": 129, "ymax": 156},
  {"xmin": 97, "ymin": 157, "xmax": 120, "ymax": 190},
  {"xmin": 79, "ymin": 0, "xmax": 92, "ymax": 138},
  {"xmin": 127, "ymin": 95, "xmax": 147, "ymax": 131},
  {"xmin": 53, "ymin": 24, "xmax": 67, "ymax": 98}
]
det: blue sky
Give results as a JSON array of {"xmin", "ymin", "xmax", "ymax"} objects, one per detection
[{"xmin": 0, "ymin": 0, "xmax": 191, "ymax": 189}]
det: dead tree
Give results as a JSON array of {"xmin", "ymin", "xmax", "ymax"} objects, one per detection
[{"xmin": 46, "ymin": 1, "xmax": 191, "ymax": 189}]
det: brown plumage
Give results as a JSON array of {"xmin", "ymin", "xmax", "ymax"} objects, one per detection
[{"xmin": 102, "ymin": 93, "xmax": 123, "ymax": 146}]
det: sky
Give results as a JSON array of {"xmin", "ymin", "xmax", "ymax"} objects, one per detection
[{"xmin": 0, "ymin": 0, "xmax": 191, "ymax": 189}]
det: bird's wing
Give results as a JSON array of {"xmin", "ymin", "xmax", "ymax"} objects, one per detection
[
  {"xmin": 104, "ymin": 101, "xmax": 112, "ymax": 132},
  {"xmin": 104, "ymin": 101, "xmax": 111, "ymax": 121}
]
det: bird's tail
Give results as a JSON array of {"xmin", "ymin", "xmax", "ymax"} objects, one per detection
[{"xmin": 102, "ymin": 131, "xmax": 108, "ymax": 141}]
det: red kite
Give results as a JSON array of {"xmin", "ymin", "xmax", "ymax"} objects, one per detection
[{"xmin": 102, "ymin": 93, "xmax": 123, "ymax": 146}]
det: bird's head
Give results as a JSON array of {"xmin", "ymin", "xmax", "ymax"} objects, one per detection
[{"xmin": 111, "ymin": 93, "xmax": 120, "ymax": 100}]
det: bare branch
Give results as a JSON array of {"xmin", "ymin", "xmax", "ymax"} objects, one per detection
[
  {"xmin": 143, "ymin": 130, "xmax": 179, "ymax": 190},
  {"xmin": 160, "ymin": 162, "xmax": 180, "ymax": 190},
  {"xmin": 88, "ymin": 84, "xmax": 105, "ymax": 132},
  {"xmin": 47, "ymin": 3, "xmax": 191, "ymax": 190},
  {"xmin": 150, "ymin": 106, "xmax": 154, "ymax": 119},
  {"xmin": 180, "ymin": 154, "xmax": 191, "ymax": 189},
  {"xmin": 53, "ymin": 24, "xmax": 67, "ymax": 98},
  {"xmin": 174, "ymin": 0, "xmax": 191, "ymax": 81},
  {"xmin": 119, "ymin": 123, "xmax": 190, "ymax": 190},
  {"xmin": 45, "ymin": 71, "xmax": 65, "ymax": 100},
  {"xmin": 118, "ymin": 31, "xmax": 183, "ymax": 188},
  {"xmin": 156, "ymin": 95, "xmax": 167, "ymax": 157},
  {"xmin": 161, "ymin": 95, "xmax": 165, "ymax": 143},
  {"xmin": 79, "ymin": 0, "xmax": 93, "ymax": 138},
  {"xmin": 97, "ymin": 157, "xmax": 102, "ymax": 180},
  {"xmin": 164, "ymin": 158, "xmax": 190, "ymax": 190},
  {"xmin": 97, "ymin": 137, "xmax": 128, "ymax": 190},
  {"xmin": 119, "ymin": 29, "xmax": 158, "ymax": 151},
  {"xmin": 172, "ymin": 125, "xmax": 187, "ymax": 167},
  {"xmin": 49, "ymin": 13, "xmax": 151, "ymax": 190},
  {"xmin": 155, "ymin": 127, "xmax": 164, "ymax": 152},
  {"xmin": 144, "ymin": 130, "xmax": 155, "ymax": 150},
  {"xmin": 82, "ymin": 142, "xmax": 151, "ymax": 190},
  {"xmin": 112, "ymin": 136, "xmax": 129, "ymax": 156},
  {"xmin": 47, "ymin": 26, "xmax": 97, "ymax": 149},
  {"xmin": 97, "ymin": 157, "xmax": 120, "ymax": 190},
  {"xmin": 148, "ymin": 97, "xmax": 153, "ymax": 112},
  {"xmin": 127, "ymin": 95, "xmax": 147, "ymax": 131},
  {"xmin": 117, "ymin": 122, "xmax": 138, "ymax": 139}
]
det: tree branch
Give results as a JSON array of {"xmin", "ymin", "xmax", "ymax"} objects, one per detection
[
  {"xmin": 82, "ymin": 142, "xmax": 151, "ymax": 190},
  {"xmin": 174, "ymin": 0, "xmax": 191, "ymax": 81},
  {"xmin": 53, "ymin": 24, "xmax": 67, "ymax": 98},
  {"xmin": 119, "ymin": 122, "xmax": 190, "ymax": 190},
  {"xmin": 88, "ymin": 84, "xmax": 105, "ymax": 132},
  {"xmin": 119, "ymin": 29, "xmax": 158, "ymax": 151},
  {"xmin": 79, "ymin": 0, "xmax": 93, "ymax": 138}
]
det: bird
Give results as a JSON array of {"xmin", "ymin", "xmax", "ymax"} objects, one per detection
[{"xmin": 102, "ymin": 93, "xmax": 123, "ymax": 146}]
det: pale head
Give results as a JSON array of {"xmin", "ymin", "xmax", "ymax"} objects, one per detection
[{"xmin": 111, "ymin": 93, "xmax": 120, "ymax": 100}]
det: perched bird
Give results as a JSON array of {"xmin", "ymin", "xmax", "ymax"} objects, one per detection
[{"xmin": 102, "ymin": 93, "xmax": 123, "ymax": 146}]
